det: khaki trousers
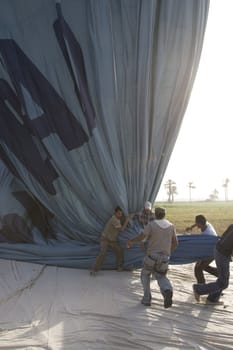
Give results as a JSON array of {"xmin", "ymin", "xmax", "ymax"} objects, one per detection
[{"xmin": 92, "ymin": 238, "xmax": 123, "ymax": 272}]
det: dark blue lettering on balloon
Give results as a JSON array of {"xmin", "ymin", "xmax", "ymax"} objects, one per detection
[
  {"xmin": 0, "ymin": 78, "xmax": 58, "ymax": 194},
  {"xmin": 0, "ymin": 12, "xmax": 96, "ymax": 194},
  {"xmin": 54, "ymin": 3, "xmax": 96, "ymax": 134}
]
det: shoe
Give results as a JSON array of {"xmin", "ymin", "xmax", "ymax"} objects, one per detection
[
  {"xmin": 206, "ymin": 296, "xmax": 221, "ymax": 303},
  {"xmin": 117, "ymin": 266, "xmax": 123, "ymax": 272},
  {"xmin": 141, "ymin": 299, "xmax": 151, "ymax": 306},
  {"xmin": 193, "ymin": 284, "xmax": 200, "ymax": 302},
  {"xmin": 90, "ymin": 270, "xmax": 97, "ymax": 276},
  {"xmin": 206, "ymin": 299, "xmax": 224, "ymax": 305},
  {"xmin": 163, "ymin": 290, "xmax": 173, "ymax": 308}
]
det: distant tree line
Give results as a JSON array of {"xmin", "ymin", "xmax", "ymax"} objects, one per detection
[{"xmin": 163, "ymin": 178, "xmax": 230, "ymax": 202}]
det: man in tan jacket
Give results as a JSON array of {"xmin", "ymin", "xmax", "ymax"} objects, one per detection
[{"xmin": 90, "ymin": 206, "xmax": 131, "ymax": 275}]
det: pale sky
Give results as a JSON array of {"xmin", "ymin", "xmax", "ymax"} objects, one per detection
[{"xmin": 156, "ymin": 0, "xmax": 233, "ymax": 202}]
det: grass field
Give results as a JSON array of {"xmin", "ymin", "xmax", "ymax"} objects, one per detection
[{"xmin": 155, "ymin": 201, "xmax": 233, "ymax": 235}]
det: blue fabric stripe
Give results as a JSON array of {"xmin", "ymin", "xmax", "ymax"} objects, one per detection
[{"xmin": 0, "ymin": 234, "xmax": 218, "ymax": 269}]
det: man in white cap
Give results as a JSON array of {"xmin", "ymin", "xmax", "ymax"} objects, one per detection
[{"xmin": 133, "ymin": 201, "xmax": 155, "ymax": 228}]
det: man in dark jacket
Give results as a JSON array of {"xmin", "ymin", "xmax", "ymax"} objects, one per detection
[{"xmin": 193, "ymin": 224, "xmax": 233, "ymax": 303}]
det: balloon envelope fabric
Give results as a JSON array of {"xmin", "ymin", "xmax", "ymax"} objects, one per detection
[{"xmin": 0, "ymin": 0, "xmax": 210, "ymax": 265}]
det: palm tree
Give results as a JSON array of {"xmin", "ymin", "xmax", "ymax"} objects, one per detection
[
  {"xmin": 164, "ymin": 179, "xmax": 177, "ymax": 203},
  {"xmin": 222, "ymin": 178, "xmax": 230, "ymax": 201},
  {"xmin": 188, "ymin": 182, "xmax": 196, "ymax": 201},
  {"xmin": 209, "ymin": 189, "xmax": 219, "ymax": 201}
]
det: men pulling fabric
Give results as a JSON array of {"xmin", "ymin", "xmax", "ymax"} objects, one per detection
[
  {"xmin": 127, "ymin": 207, "xmax": 178, "ymax": 308},
  {"xmin": 186, "ymin": 214, "xmax": 218, "ymax": 283},
  {"xmin": 193, "ymin": 224, "xmax": 233, "ymax": 303},
  {"xmin": 90, "ymin": 206, "xmax": 131, "ymax": 275}
]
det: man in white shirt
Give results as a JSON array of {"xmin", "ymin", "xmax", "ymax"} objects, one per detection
[{"xmin": 186, "ymin": 214, "xmax": 218, "ymax": 283}]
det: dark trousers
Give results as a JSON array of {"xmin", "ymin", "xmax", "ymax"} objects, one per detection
[
  {"xmin": 194, "ymin": 257, "xmax": 218, "ymax": 283},
  {"xmin": 194, "ymin": 248, "xmax": 231, "ymax": 302},
  {"xmin": 92, "ymin": 238, "xmax": 123, "ymax": 272}
]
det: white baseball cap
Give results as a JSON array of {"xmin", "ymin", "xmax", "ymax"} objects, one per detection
[{"xmin": 144, "ymin": 201, "xmax": 152, "ymax": 210}]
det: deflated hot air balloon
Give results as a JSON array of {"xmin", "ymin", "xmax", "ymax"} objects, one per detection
[{"xmin": 0, "ymin": 0, "xmax": 213, "ymax": 268}]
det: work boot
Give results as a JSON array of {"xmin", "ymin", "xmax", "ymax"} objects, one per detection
[
  {"xmin": 163, "ymin": 290, "xmax": 173, "ymax": 308},
  {"xmin": 141, "ymin": 299, "xmax": 151, "ymax": 306},
  {"xmin": 90, "ymin": 270, "xmax": 97, "ymax": 276},
  {"xmin": 117, "ymin": 266, "xmax": 123, "ymax": 272},
  {"xmin": 193, "ymin": 284, "xmax": 200, "ymax": 302}
]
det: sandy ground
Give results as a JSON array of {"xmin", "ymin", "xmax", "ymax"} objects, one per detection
[{"xmin": 0, "ymin": 259, "xmax": 232, "ymax": 350}]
